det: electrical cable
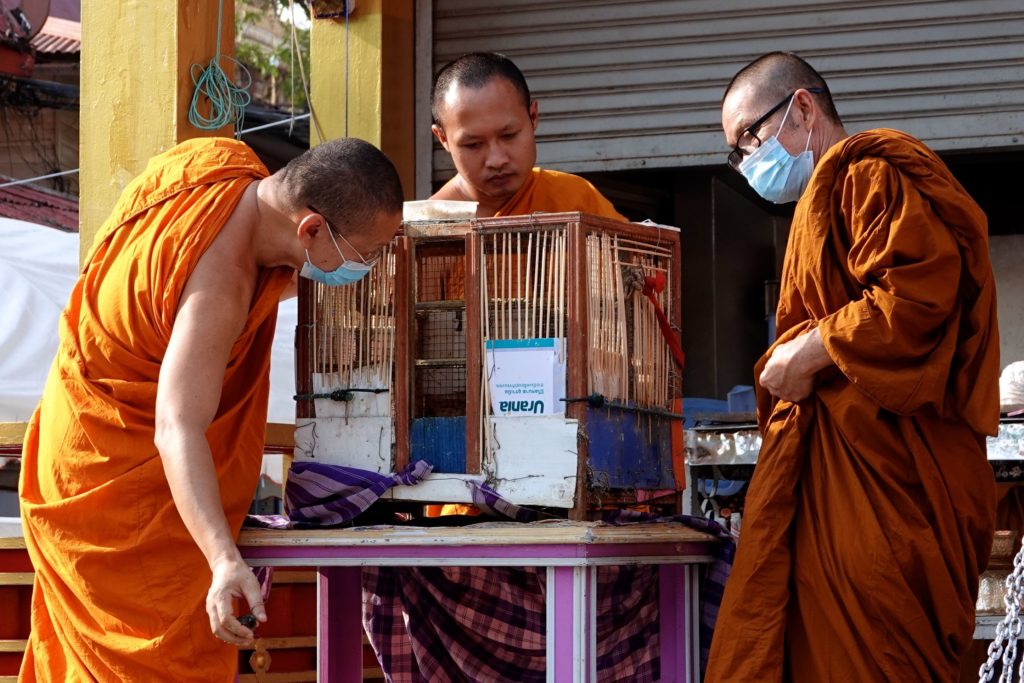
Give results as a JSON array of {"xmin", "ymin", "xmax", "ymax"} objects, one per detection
[{"xmin": 188, "ymin": 0, "xmax": 252, "ymax": 132}]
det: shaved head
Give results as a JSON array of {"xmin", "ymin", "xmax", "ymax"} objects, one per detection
[
  {"xmin": 432, "ymin": 52, "xmax": 532, "ymax": 127},
  {"xmin": 277, "ymin": 138, "xmax": 403, "ymax": 237},
  {"xmin": 724, "ymin": 52, "xmax": 840, "ymax": 124}
]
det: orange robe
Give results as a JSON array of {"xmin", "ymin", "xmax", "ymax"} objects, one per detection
[
  {"xmin": 705, "ymin": 129, "xmax": 999, "ymax": 682},
  {"xmin": 18, "ymin": 138, "xmax": 292, "ymax": 681},
  {"xmin": 493, "ymin": 167, "xmax": 627, "ymax": 221}
]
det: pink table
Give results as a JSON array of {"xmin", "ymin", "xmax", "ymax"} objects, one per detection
[{"xmin": 238, "ymin": 521, "xmax": 716, "ymax": 683}]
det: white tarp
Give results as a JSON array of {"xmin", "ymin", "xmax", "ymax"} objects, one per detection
[
  {"xmin": 0, "ymin": 218, "xmax": 297, "ymax": 425},
  {"xmin": 0, "ymin": 218, "xmax": 79, "ymax": 422}
]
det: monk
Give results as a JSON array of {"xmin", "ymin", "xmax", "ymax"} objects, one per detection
[
  {"xmin": 430, "ymin": 51, "xmax": 626, "ymax": 221},
  {"xmin": 705, "ymin": 52, "xmax": 999, "ymax": 682},
  {"xmin": 18, "ymin": 137, "xmax": 403, "ymax": 681},
  {"xmin": 426, "ymin": 51, "xmax": 628, "ymax": 517}
]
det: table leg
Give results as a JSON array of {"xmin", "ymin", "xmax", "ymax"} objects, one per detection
[
  {"xmin": 660, "ymin": 564, "xmax": 700, "ymax": 682},
  {"xmin": 546, "ymin": 565, "xmax": 596, "ymax": 683},
  {"xmin": 318, "ymin": 566, "xmax": 363, "ymax": 683}
]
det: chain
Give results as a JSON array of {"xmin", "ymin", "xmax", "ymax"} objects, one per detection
[{"xmin": 980, "ymin": 544, "xmax": 1024, "ymax": 682}]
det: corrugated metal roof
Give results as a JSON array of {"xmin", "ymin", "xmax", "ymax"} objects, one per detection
[
  {"xmin": 30, "ymin": 16, "xmax": 80, "ymax": 56},
  {"xmin": 0, "ymin": 182, "xmax": 78, "ymax": 232},
  {"xmin": 430, "ymin": 0, "xmax": 1024, "ymax": 176}
]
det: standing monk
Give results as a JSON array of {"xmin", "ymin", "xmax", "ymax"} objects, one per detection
[
  {"xmin": 705, "ymin": 52, "xmax": 999, "ymax": 682},
  {"xmin": 426, "ymin": 51, "xmax": 627, "ymax": 518},
  {"xmin": 18, "ymin": 137, "xmax": 403, "ymax": 681},
  {"xmin": 430, "ymin": 51, "xmax": 626, "ymax": 221}
]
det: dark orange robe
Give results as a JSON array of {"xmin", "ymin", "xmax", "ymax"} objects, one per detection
[
  {"xmin": 18, "ymin": 138, "xmax": 292, "ymax": 681},
  {"xmin": 705, "ymin": 129, "xmax": 999, "ymax": 682},
  {"xmin": 494, "ymin": 167, "xmax": 627, "ymax": 221}
]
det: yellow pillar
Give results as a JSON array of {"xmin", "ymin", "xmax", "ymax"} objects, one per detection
[
  {"xmin": 309, "ymin": 0, "xmax": 414, "ymax": 198},
  {"xmin": 79, "ymin": 0, "xmax": 235, "ymax": 259}
]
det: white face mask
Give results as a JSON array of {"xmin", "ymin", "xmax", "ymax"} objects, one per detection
[{"xmin": 738, "ymin": 97, "xmax": 814, "ymax": 204}]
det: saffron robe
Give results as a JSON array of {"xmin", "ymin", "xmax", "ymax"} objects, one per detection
[
  {"xmin": 18, "ymin": 138, "xmax": 293, "ymax": 682},
  {"xmin": 704, "ymin": 129, "xmax": 999, "ymax": 682},
  {"xmin": 493, "ymin": 167, "xmax": 627, "ymax": 221}
]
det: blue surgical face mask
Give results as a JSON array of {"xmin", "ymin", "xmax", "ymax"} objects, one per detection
[
  {"xmin": 299, "ymin": 225, "xmax": 374, "ymax": 286},
  {"xmin": 739, "ymin": 97, "xmax": 814, "ymax": 204}
]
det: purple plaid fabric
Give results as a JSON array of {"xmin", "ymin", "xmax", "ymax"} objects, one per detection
[
  {"xmin": 287, "ymin": 460, "xmax": 433, "ymax": 527},
  {"xmin": 468, "ymin": 481, "xmax": 559, "ymax": 522},
  {"xmin": 363, "ymin": 492, "xmax": 730, "ymax": 681},
  {"xmin": 244, "ymin": 460, "xmax": 434, "ymax": 529},
  {"xmin": 601, "ymin": 509, "xmax": 734, "ymax": 671},
  {"xmin": 243, "ymin": 463, "xmax": 733, "ymax": 680},
  {"xmin": 363, "ymin": 564, "xmax": 660, "ymax": 683}
]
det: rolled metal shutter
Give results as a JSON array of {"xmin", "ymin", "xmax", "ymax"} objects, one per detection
[{"xmin": 427, "ymin": 0, "xmax": 1024, "ymax": 181}]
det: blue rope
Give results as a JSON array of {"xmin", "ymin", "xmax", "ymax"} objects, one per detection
[{"xmin": 188, "ymin": 0, "xmax": 252, "ymax": 132}]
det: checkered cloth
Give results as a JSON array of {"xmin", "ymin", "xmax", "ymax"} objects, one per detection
[
  {"xmin": 364, "ymin": 564, "xmax": 660, "ymax": 682},
  {"xmin": 243, "ymin": 463, "xmax": 734, "ymax": 680}
]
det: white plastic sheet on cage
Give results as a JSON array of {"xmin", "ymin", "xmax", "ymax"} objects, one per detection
[
  {"xmin": 402, "ymin": 200, "xmax": 478, "ymax": 222},
  {"xmin": 684, "ymin": 429, "xmax": 762, "ymax": 466},
  {"xmin": 989, "ymin": 424, "xmax": 1024, "ymax": 461},
  {"xmin": 1002, "ymin": 362, "xmax": 1024, "ymax": 416}
]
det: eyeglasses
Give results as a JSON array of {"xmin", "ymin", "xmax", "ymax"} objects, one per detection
[
  {"xmin": 308, "ymin": 205, "xmax": 380, "ymax": 266},
  {"xmin": 727, "ymin": 87, "xmax": 823, "ymax": 171}
]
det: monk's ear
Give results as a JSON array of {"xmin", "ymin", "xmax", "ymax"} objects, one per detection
[
  {"xmin": 794, "ymin": 89, "xmax": 817, "ymax": 127},
  {"xmin": 295, "ymin": 212, "xmax": 322, "ymax": 248},
  {"xmin": 528, "ymin": 100, "xmax": 539, "ymax": 130},
  {"xmin": 432, "ymin": 124, "xmax": 450, "ymax": 152}
]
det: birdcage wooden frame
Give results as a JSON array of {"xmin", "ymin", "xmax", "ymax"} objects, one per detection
[{"xmin": 295, "ymin": 212, "xmax": 684, "ymax": 518}]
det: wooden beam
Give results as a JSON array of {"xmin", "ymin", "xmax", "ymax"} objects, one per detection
[
  {"xmin": 0, "ymin": 422, "xmax": 26, "ymax": 447},
  {"xmin": 240, "ymin": 636, "xmax": 316, "ymax": 650},
  {"xmin": 0, "ymin": 572, "xmax": 34, "ymax": 586},
  {"xmin": 567, "ymin": 222, "xmax": 591, "ymax": 521},
  {"xmin": 265, "ymin": 423, "xmax": 295, "ymax": 449},
  {"xmin": 393, "ymin": 237, "xmax": 413, "ymax": 470},
  {"xmin": 464, "ymin": 232, "xmax": 482, "ymax": 473}
]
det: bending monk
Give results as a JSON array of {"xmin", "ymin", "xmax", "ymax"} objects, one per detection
[
  {"xmin": 705, "ymin": 51, "xmax": 999, "ymax": 682},
  {"xmin": 19, "ymin": 137, "xmax": 403, "ymax": 681},
  {"xmin": 430, "ymin": 51, "xmax": 626, "ymax": 221}
]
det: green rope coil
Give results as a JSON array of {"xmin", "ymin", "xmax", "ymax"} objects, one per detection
[{"xmin": 188, "ymin": 0, "xmax": 252, "ymax": 132}]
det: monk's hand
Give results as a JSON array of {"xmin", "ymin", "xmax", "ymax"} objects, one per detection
[
  {"xmin": 759, "ymin": 328, "xmax": 832, "ymax": 403},
  {"xmin": 206, "ymin": 555, "xmax": 268, "ymax": 647}
]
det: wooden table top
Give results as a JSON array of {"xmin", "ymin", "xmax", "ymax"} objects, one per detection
[{"xmin": 238, "ymin": 520, "xmax": 717, "ymax": 549}]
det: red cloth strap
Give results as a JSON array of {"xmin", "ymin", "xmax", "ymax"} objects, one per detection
[{"xmin": 641, "ymin": 272, "xmax": 685, "ymax": 370}]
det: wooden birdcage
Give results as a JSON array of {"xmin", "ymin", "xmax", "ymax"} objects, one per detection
[{"xmin": 294, "ymin": 212, "xmax": 684, "ymax": 517}]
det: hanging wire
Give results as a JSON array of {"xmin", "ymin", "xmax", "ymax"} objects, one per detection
[
  {"xmin": 0, "ymin": 168, "xmax": 79, "ymax": 189},
  {"xmin": 288, "ymin": 0, "xmax": 325, "ymax": 143},
  {"xmin": 289, "ymin": 0, "xmax": 296, "ymax": 135},
  {"xmin": 237, "ymin": 113, "xmax": 311, "ymax": 137},
  {"xmin": 188, "ymin": 0, "xmax": 252, "ymax": 132}
]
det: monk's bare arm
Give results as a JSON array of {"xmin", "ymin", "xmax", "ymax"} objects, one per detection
[
  {"xmin": 760, "ymin": 327, "xmax": 834, "ymax": 402},
  {"xmin": 155, "ymin": 229, "xmax": 266, "ymax": 647}
]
